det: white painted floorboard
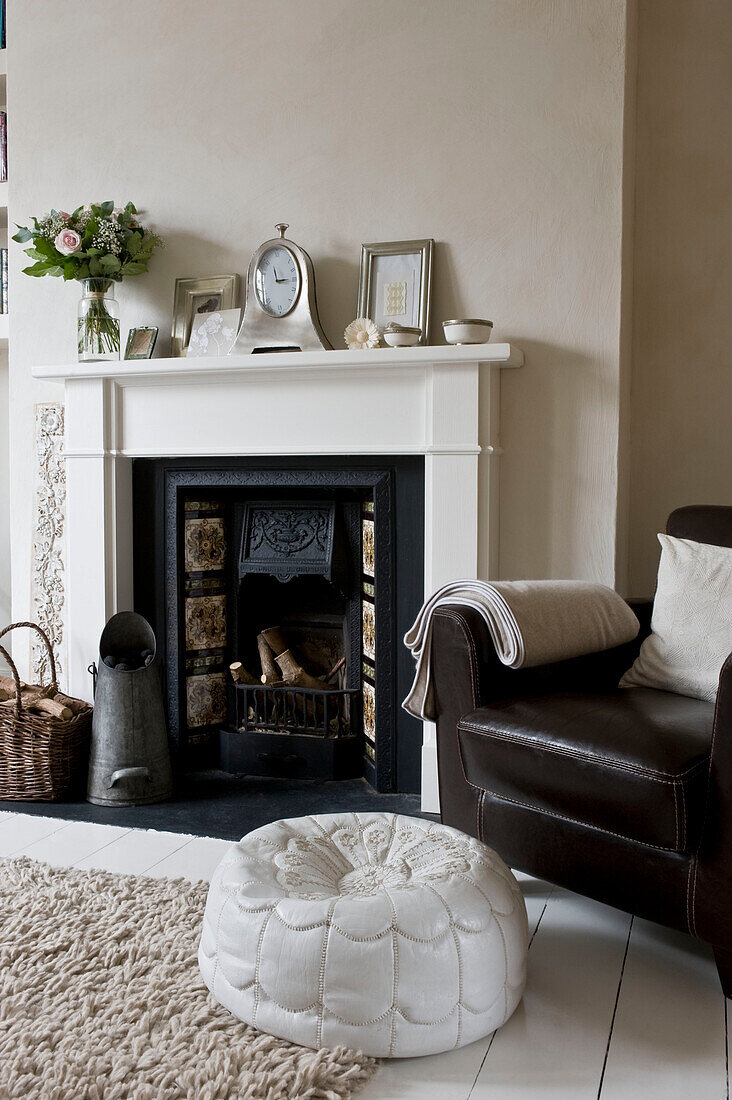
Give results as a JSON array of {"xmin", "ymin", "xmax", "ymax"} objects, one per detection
[
  {"xmin": 1, "ymin": 812, "xmax": 728, "ymax": 1099},
  {"xmin": 144, "ymin": 834, "xmax": 232, "ymax": 881},
  {"xmin": 19, "ymin": 820, "xmax": 131, "ymax": 867},
  {"xmin": 471, "ymin": 891, "xmax": 633, "ymax": 1099},
  {"xmin": 75, "ymin": 827, "xmax": 195, "ymax": 875},
  {"xmin": 0, "ymin": 811, "xmax": 67, "ymax": 855},
  {"xmin": 599, "ymin": 918, "xmax": 727, "ymax": 1099}
]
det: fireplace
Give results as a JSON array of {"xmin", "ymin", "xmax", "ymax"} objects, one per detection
[
  {"xmin": 36, "ymin": 342, "xmax": 520, "ymax": 809},
  {"xmin": 132, "ymin": 456, "xmax": 425, "ymax": 792}
]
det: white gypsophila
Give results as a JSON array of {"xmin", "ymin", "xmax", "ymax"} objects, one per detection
[
  {"xmin": 91, "ymin": 218, "xmax": 124, "ymax": 255},
  {"xmin": 75, "ymin": 205, "xmax": 94, "ymax": 230},
  {"xmin": 36, "ymin": 212, "xmax": 69, "ymax": 242}
]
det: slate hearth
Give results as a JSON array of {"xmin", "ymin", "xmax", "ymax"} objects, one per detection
[
  {"xmin": 0, "ymin": 775, "xmax": 429, "ymax": 841},
  {"xmin": 133, "ymin": 456, "xmax": 425, "ymax": 794}
]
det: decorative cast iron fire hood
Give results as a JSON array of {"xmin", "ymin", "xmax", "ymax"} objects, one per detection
[{"xmin": 239, "ymin": 501, "xmax": 337, "ymax": 584}]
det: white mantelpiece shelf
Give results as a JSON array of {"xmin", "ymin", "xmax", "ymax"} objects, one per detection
[
  {"xmin": 40, "ymin": 340, "xmax": 522, "ymax": 813},
  {"xmin": 33, "ymin": 342, "xmax": 522, "ymax": 382}
]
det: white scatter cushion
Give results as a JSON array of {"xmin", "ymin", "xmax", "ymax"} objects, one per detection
[
  {"xmin": 199, "ymin": 812, "xmax": 528, "ymax": 1058},
  {"xmin": 620, "ymin": 533, "xmax": 732, "ymax": 701}
]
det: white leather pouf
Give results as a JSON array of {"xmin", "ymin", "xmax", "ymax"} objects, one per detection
[{"xmin": 199, "ymin": 812, "xmax": 528, "ymax": 1058}]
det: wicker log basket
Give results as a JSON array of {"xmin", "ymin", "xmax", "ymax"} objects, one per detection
[{"xmin": 0, "ymin": 622, "xmax": 92, "ymax": 801}]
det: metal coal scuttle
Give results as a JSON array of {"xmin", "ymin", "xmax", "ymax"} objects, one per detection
[{"xmin": 87, "ymin": 612, "xmax": 173, "ymax": 807}]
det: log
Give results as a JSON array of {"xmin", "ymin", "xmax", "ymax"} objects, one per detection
[
  {"xmin": 0, "ymin": 678, "xmax": 54, "ymax": 701},
  {"xmin": 53, "ymin": 692, "xmax": 89, "ymax": 715},
  {"xmin": 2, "ymin": 687, "xmax": 51, "ymax": 704},
  {"xmin": 0, "ymin": 674, "xmax": 79, "ymax": 717},
  {"xmin": 0, "ymin": 675, "xmax": 26, "ymax": 695},
  {"xmin": 325, "ymin": 657, "xmax": 346, "ymax": 683},
  {"xmin": 260, "ymin": 626, "xmax": 288, "ymax": 657},
  {"xmin": 30, "ymin": 698, "xmax": 73, "ymax": 721},
  {"xmin": 0, "ymin": 693, "xmax": 72, "ymax": 720},
  {"xmin": 229, "ymin": 661, "xmax": 257, "ymax": 685},
  {"xmin": 275, "ymin": 649, "xmax": 334, "ymax": 691},
  {"xmin": 257, "ymin": 635, "xmax": 281, "ymax": 685}
]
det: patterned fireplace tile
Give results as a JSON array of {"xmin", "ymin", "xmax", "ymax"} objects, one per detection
[
  {"xmin": 185, "ymin": 594, "xmax": 227, "ymax": 651},
  {"xmin": 186, "ymin": 671, "xmax": 227, "ymax": 728},
  {"xmin": 362, "ymin": 518, "xmax": 375, "ymax": 578},
  {"xmin": 184, "ymin": 516, "xmax": 226, "ymax": 572},
  {"xmin": 362, "ymin": 680, "xmax": 376, "ymax": 760},
  {"xmin": 362, "ymin": 598, "xmax": 376, "ymax": 662}
]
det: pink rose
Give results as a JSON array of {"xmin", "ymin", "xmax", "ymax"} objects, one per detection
[{"xmin": 55, "ymin": 228, "xmax": 82, "ymax": 255}]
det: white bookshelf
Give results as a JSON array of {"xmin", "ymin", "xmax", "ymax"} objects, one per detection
[
  {"xmin": 0, "ymin": 45, "xmax": 7, "ymax": 339},
  {"xmin": 0, "ymin": 40, "xmax": 8, "ymax": 650}
]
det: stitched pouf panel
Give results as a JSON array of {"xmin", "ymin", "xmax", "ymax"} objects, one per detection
[{"xmin": 199, "ymin": 812, "xmax": 528, "ymax": 1058}]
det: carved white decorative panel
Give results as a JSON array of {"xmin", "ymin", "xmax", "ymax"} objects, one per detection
[{"xmin": 32, "ymin": 403, "xmax": 66, "ymax": 684}]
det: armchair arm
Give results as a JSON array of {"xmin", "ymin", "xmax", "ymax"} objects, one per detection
[
  {"xmin": 430, "ymin": 599, "xmax": 651, "ymax": 836},
  {"xmin": 432, "ymin": 598, "xmax": 651, "ymax": 708},
  {"xmin": 692, "ymin": 651, "xmax": 732, "ymax": 944}
]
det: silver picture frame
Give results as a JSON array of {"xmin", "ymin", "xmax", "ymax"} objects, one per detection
[
  {"xmin": 124, "ymin": 326, "xmax": 158, "ymax": 360},
  {"xmin": 357, "ymin": 239, "xmax": 434, "ymax": 345},
  {"xmin": 171, "ymin": 274, "xmax": 240, "ymax": 357}
]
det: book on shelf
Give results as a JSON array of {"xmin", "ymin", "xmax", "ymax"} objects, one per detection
[
  {"xmin": 0, "ymin": 112, "xmax": 6, "ymax": 183},
  {"xmin": 1, "ymin": 0, "xmax": 5, "ymax": 50}
]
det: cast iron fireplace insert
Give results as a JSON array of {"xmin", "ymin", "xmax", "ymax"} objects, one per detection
[{"xmin": 132, "ymin": 456, "xmax": 425, "ymax": 794}]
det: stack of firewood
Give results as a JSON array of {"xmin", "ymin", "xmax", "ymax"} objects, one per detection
[
  {"xmin": 0, "ymin": 675, "xmax": 88, "ymax": 721},
  {"xmin": 230, "ymin": 626, "xmax": 345, "ymax": 691}
]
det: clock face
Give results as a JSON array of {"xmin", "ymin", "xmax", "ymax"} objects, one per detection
[{"xmin": 254, "ymin": 246, "xmax": 300, "ymax": 316}]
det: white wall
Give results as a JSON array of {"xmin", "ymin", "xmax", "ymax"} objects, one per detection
[
  {"xmin": 628, "ymin": 0, "xmax": 732, "ymax": 594},
  {"xmin": 9, "ymin": 0, "xmax": 633, "ymax": 678}
]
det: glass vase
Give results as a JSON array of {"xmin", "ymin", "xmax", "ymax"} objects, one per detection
[{"xmin": 77, "ymin": 278, "xmax": 120, "ymax": 362}]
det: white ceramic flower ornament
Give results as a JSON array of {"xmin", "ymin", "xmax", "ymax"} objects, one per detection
[{"xmin": 344, "ymin": 317, "xmax": 380, "ymax": 350}]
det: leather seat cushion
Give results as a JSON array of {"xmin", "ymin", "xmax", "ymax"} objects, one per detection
[{"xmin": 458, "ymin": 688, "xmax": 713, "ymax": 853}]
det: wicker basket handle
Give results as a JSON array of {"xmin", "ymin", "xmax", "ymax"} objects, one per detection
[{"xmin": 0, "ymin": 622, "xmax": 58, "ymax": 717}]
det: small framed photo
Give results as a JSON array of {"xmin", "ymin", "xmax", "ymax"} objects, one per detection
[
  {"xmin": 124, "ymin": 326, "xmax": 158, "ymax": 360},
  {"xmin": 171, "ymin": 274, "xmax": 240, "ymax": 357},
  {"xmin": 357, "ymin": 239, "xmax": 434, "ymax": 344}
]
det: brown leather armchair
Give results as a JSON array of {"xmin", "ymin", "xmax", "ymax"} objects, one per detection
[{"xmin": 430, "ymin": 506, "xmax": 732, "ymax": 995}]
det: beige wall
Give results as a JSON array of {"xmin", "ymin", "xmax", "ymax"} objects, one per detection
[
  {"xmin": 8, "ymin": 0, "xmax": 632, "ymax": 675},
  {"xmin": 628, "ymin": 0, "xmax": 732, "ymax": 594}
]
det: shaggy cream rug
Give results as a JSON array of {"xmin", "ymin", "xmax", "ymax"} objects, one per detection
[{"xmin": 0, "ymin": 857, "xmax": 377, "ymax": 1099}]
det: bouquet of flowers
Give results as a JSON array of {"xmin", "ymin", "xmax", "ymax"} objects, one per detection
[{"xmin": 12, "ymin": 201, "xmax": 162, "ymax": 359}]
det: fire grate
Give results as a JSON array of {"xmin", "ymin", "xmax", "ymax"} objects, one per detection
[{"xmin": 235, "ymin": 683, "xmax": 359, "ymax": 738}]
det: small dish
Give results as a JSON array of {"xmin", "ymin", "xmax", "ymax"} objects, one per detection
[
  {"xmin": 383, "ymin": 323, "xmax": 422, "ymax": 348},
  {"xmin": 442, "ymin": 318, "xmax": 493, "ymax": 345}
]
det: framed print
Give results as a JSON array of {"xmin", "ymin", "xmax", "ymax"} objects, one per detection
[
  {"xmin": 124, "ymin": 326, "xmax": 158, "ymax": 360},
  {"xmin": 171, "ymin": 274, "xmax": 240, "ymax": 357},
  {"xmin": 187, "ymin": 308, "xmax": 242, "ymax": 357},
  {"xmin": 357, "ymin": 239, "xmax": 433, "ymax": 345}
]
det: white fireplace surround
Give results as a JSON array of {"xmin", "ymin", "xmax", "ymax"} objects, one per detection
[{"xmin": 34, "ymin": 343, "xmax": 522, "ymax": 811}]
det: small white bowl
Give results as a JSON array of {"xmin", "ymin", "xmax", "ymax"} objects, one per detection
[
  {"xmin": 442, "ymin": 318, "xmax": 493, "ymax": 345},
  {"xmin": 383, "ymin": 325, "xmax": 422, "ymax": 348}
]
